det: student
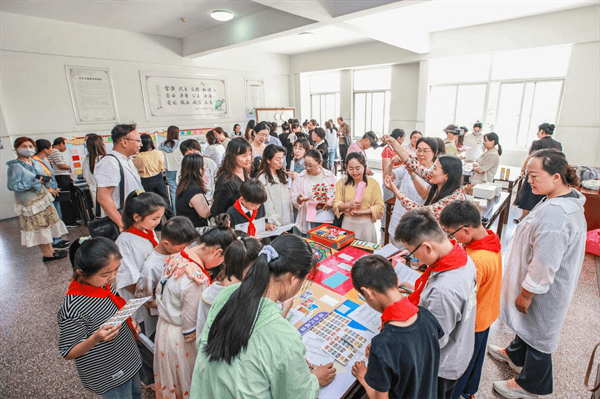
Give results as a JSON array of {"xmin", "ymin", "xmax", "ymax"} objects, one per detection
[
  {"xmin": 159, "ymin": 125, "xmax": 184, "ymax": 212},
  {"xmin": 226, "ymin": 178, "xmax": 276, "ymax": 236},
  {"xmin": 347, "ymin": 131, "xmax": 379, "ymax": 175},
  {"xmin": 196, "ymin": 236, "xmax": 263, "ymax": 340},
  {"xmin": 257, "ymin": 144, "xmax": 294, "ymax": 227},
  {"xmin": 211, "ymin": 138, "xmax": 252, "ymax": 217},
  {"xmin": 312, "ymin": 127, "xmax": 329, "ymax": 170},
  {"xmin": 176, "ymin": 154, "xmax": 210, "ymax": 228},
  {"xmin": 440, "ymin": 201, "xmax": 502, "ymax": 399},
  {"xmin": 133, "ymin": 134, "xmax": 172, "ymax": 218},
  {"xmin": 324, "ymin": 120, "xmax": 338, "ymax": 171},
  {"xmin": 381, "ymin": 128, "xmax": 405, "ymax": 174},
  {"xmin": 190, "ymin": 235, "xmax": 336, "ymax": 399},
  {"xmin": 135, "ymin": 217, "xmax": 198, "ymax": 339},
  {"xmin": 350, "ymin": 255, "xmax": 443, "ymax": 399},
  {"xmin": 470, "ymin": 132, "xmax": 502, "ymax": 185},
  {"xmin": 58, "ymin": 237, "xmax": 142, "ymax": 398},
  {"xmin": 443, "ymin": 125, "xmax": 459, "ymax": 155},
  {"xmin": 395, "ymin": 209, "xmax": 477, "ymax": 399},
  {"xmin": 204, "ymin": 130, "xmax": 225, "ymax": 166},
  {"xmin": 179, "ymin": 139, "xmax": 216, "ymax": 203},
  {"xmin": 288, "ymin": 138, "xmax": 310, "ymax": 180},
  {"xmin": 232, "ymin": 124, "xmax": 242, "ymax": 138},
  {"xmin": 115, "ymin": 191, "xmax": 166, "ymax": 324}
]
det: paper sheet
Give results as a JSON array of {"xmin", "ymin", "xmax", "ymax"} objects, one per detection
[
  {"xmin": 318, "ymin": 265, "xmax": 333, "ymax": 274},
  {"xmin": 348, "ymin": 303, "xmax": 382, "ymax": 333},
  {"xmin": 303, "ymin": 331, "xmax": 334, "ymax": 367},
  {"xmin": 306, "ymin": 201, "xmax": 335, "ymax": 223},
  {"xmin": 373, "ymin": 243, "xmax": 402, "ymax": 258},
  {"xmin": 338, "ymin": 253, "xmax": 354, "ymax": 262},
  {"xmin": 394, "ymin": 264, "xmax": 421, "ymax": 286},
  {"xmin": 320, "ymin": 294, "xmax": 341, "ymax": 307},
  {"xmin": 255, "ymin": 223, "xmax": 295, "ymax": 239},
  {"xmin": 101, "ymin": 296, "xmax": 151, "ymax": 328}
]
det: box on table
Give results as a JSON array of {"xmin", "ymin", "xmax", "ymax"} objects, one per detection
[
  {"xmin": 473, "ymin": 183, "xmax": 498, "ymax": 199},
  {"xmin": 351, "ymin": 240, "xmax": 380, "ymax": 253},
  {"xmin": 308, "ymin": 224, "xmax": 355, "ymax": 250}
]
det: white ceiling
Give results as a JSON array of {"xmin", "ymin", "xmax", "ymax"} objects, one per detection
[{"xmin": 1, "ymin": 1, "xmax": 596, "ymax": 57}]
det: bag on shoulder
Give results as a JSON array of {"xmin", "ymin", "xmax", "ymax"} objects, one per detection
[
  {"xmin": 585, "ymin": 343, "xmax": 600, "ymax": 399},
  {"xmin": 88, "ymin": 155, "xmax": 124, "ymax": 241}
]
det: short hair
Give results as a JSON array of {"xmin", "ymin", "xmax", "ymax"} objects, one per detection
[
  {"xmin": 53, "ymin": 137, "xmax": 66, "ymax": 146},
  {"xmin": 35, "ymin": 139, "xmax": 52, "ymax": 153},
  {"xmin": 395, "ymin": 209, "xmax": 446, "ymax": 246},
  {"xmin": 161, "ymin": 216, "xmax": 198, "ymax": 245},
  {"xmin": 13, "ymin": 137, "xmax": 36, "ymax": 150},
  {"xmin": 439, "ymin": 200, "xmax": 482, "ymax": 229},
  {"xmin": 293, "ymin": 138, "xmax": 310, "ymax": 153},
  {"xmin": 390, "ymin": 128, "xmax": 405, "ymax": 140},
  {"xmin": 351, "ymin": 255, "xmax": 398, "ymax": 295},
  {"xmin": 239, "ymin": 178, "xmax": 268, "ymax": 204},
  {"xmin": 338, "ymin": 116, "xmax": 344, "ymax": 122},
  {"xmin": 180, "ymin": 138, "xmax": 201, "ymax": 155},
  {"xmin": 140, "ymin": 133, "xmax": 155, "ymax": 152},
  {"xmin": 206, "ymin": 130, "xmax": 218, "ymax": 145},
  {"xmin": 111, "ymin": 124, "xmax": 137, "ymax": 143},
  {"xmin": 410, "ymin": 130, "xmax": 422, "ymax": 139},
  {"xmin": 313, "ymin": 127, "xmax": 326, "ymax": 140}
]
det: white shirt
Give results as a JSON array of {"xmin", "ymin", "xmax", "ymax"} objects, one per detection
[
  {"xmin": 48, "ymin": 148, "xmax": 71, "ymax": 176},
  {"xmin": 94, "ymin": 150, "xmax": 143, "ymax": 209},
  {"xmin": 196, "ymin": 282, "xmax": 225, "ymax": 343},
  {"xmin": 156, "ymin": 271, "xmax": 207, "ymax": 335},
  {"xmin": 258, "ymin": 174, "xmax": 294, "ymax": 226},
  {"xmin": 325, "ymin": 129, "xmax": 338, "ymax": 150},
  {"xmin": 204, "ymin": 144, "xmax": 225, "ymax": 166},
  {"xmin": 463, "ymin": 132, "xmax": 484, "ymax": 162},
  {"xmin": 81, "ymin": 155, "xmax": 99, "ymax": 204}
]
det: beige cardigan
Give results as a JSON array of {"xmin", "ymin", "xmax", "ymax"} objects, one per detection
[
  {"xmin": 471, "ymin": 148, "xmax": 500, "ymax": 185},
  {"xmin": 333, "ymin": 176, "xmax": 384, "ymax": 222}
]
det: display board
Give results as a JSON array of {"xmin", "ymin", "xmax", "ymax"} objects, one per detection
[
  {"xmin": 140, "ymin": 71, "xmax": 229, "ymax": 121},
  {"xmin": 244, "ymin": 78, "xmax": 265, "ymax": 117},
  {"xmin": 255, "ymin": 108, "xmax": 295, "ymax": 123},
  {"xmin": 65, "ymin": 66, "xmax": 119, "ymax": 124},
  {"xmin": 310, "ymin": 246, "xmax": 370, "ymax": 296}
]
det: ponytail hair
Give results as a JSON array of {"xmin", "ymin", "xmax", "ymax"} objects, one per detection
[
  {"xmin": 69, "ymin": 237, "xmax": 121, "ymax": 281},
  {"xmin": 538, "ymin": 123, "xmax": 556, "ymax": 136},
  {"xmin": 531, "ymin": 148, "xmax": 579, "ymax": 186},
  {"xmin": 224, "ymin": 237, "xmax": 263, "ymax": 281},
  {"xmin": 484, "ymin": 132, "xmax": 502, "ymax": 156},
  {"xmin": 197, "ymin": 213, "xmax": 237, "ymax": 250},
  {"xmin": 204, "ymin": 235, "xmax": 316, "ymax": 364},
  {"xmin": 122, "ymin": 191, "xmax": 166, "ymax": 230}
]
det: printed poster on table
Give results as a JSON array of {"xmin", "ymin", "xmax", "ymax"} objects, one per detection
[
  {"xmin": 65, "ymin": 66, "xmax": 119, "ymax": 124},
  {"xmin": 245, "ymin": 78, "xmax": 264, "ymax": 117},
  {"xmin": 140, "ymin": 71, "xmax": 229, "ymax": 121}
]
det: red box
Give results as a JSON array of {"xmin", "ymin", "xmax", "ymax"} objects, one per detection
[{"xmin": 307, "ymin": 224, "xmax": 355, "ymax": 250}]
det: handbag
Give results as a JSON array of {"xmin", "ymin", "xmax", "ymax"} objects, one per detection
[
  {"xmin": 332, "ymin": 184, "xmax": 346, "ymax": 227},
  {"xmin": 87, "ymin": 154, "xmax": 124, "ymax": 241},
  {"xmin": 586, "ymin": 343, "xmax": 600, "ymax": 399}
]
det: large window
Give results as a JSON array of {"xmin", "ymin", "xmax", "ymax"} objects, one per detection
[
  {"xmin": 309, "ymin": 72, "xmax": 340, "ymax": 125},
  {"xmin": 353, "ymin": 68, "xmax": 391, "ymax": 137},
  {"xmin": 426, "ymin": 84, "xmax": 487, "ymax": 134}
]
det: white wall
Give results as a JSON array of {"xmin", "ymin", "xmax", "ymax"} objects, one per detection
[{"xmin": 0, "ymin": 12, "xmax": 292, "ymax": 219}]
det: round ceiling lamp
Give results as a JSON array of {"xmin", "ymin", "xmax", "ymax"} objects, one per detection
[{"xmin": 211, "ymin": 10, "xmax": 234, "ymax": 22}]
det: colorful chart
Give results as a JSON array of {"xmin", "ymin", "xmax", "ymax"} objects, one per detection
[
  {"xmin": 310, "ymin": 246, "xmax": 370, "ymax": 295},
  {"xmin": 305, "ymin": 238, "xmax": 337, "ymax": 263}
]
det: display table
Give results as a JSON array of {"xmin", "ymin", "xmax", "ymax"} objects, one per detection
[{"xmin": 580, "ymin": 186, "xmax": 600, "ymax": 231}]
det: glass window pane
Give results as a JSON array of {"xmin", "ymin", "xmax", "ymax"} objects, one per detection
[
  {"xmin": 310, "ymin": 72, "xmax": 340, "ymax": 93},
  {"xmin": 495, "ymin": 83, "xmax": 524, "ymax": 149},
  {"xmin": 485, "ymin": 82, "xmax": 500, "ymax": 131},
  {"xmin": 455, "ymin": 84, "xmax": 487, "ymax": 128},
  {"xmin": 525, "ymin": 81, "xmax": 563, "ymax": 146},
  {"xmin": 325, "ymin": 94, "xmax": 335, "ymax": 125},
  {"xmin": 365, "ymin": 93, "xmax": 373, "ymax": 134},
  {"xmin": 354, "ymin": 68, "xmax": 391, "ymax": 91},
  {"xmin": 321, "ymin": 95, "xmax": 327, "ymax": 126},
  {"xmin": 371, "ymin": 92, "xmax": 385, "ymax": 136},
  {"xmin": 335, "ymin": 93, "xmax": 340, "ymax": 122},
  {"xmin": 311, "ymin": 95, "xmax": 320, "ymax": 123},
  {"xmin": 491, "ymin": 46, "xmax": 571, "ymax": 80},
  {"xmin": 516, "ymin": 83, "xmax": 535, "ymax": 148},
  {"xmin": 354, "ymin": 93, "xmax": 366, "ymax": 137},
  {"xmin": 426, "ymin": 85, "xmax": 457, "ymax": 136},
  {"xmin": 428, "ymin": 54, "xmax": 491, "ymax": 84},
  {"xmin": 384, "ymin": 91, "xmax": 391, "ymax": 135}
]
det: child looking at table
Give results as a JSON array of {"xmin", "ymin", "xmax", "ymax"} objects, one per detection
[{"xmin": 226, "ymin": 178, "xmax": 276, "ymax": 237}]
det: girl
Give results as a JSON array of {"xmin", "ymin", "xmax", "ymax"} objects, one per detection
[
  {"xmin": 257, "ymin": 144, "xmax": 294, "ymax": 227},
  {"xmin": 333, "ymin": 152, "xmax": 384, "ymax": 242},
  {"xmin": 324, "ymin": 120, "xmax": 338, "ymax": 172},
  {"xmin": 58, "ymin": 237, "xmax": 142, "ymax": 398},
  {"xmin": 82, "ymin": 133, "xmax": 107, "ymax": 207},
  {"xmin": 133, "ymin": 134, "xmax": 172, "ymax": 218},
  {"xmin": 196, "ymin": 236, "xmax": 262, "ymax": 340},
  {"xmin": 204, "ymin": 130, "xmax": 225, "ymax": 166},
  {"xmin": 232, "ymin": 124, "xmax": 242, "ymax": 138},
  {"xmin": 288, "ymin": 138, "xmax": 310, "ymax": 181},
  {"xmin": 470, "ymin": 132, "xmax": 502, "ymax": 185},
  {"xmin": 176, "ymin": 154, "xmax": 210, "ymax": 228},
  {"xmin": 190, "ymin": 235, "xmax": 336, "ymax": 399},
  {"xmin": 154, "ymin": 214, "xmax": 237, "ymax": 398},
  {"xmin": 159, "ymin": 125, "xmax": 184, "ymax": 213},
  {"xmin": 210, "ymin": 138, "xmax": 252, "ymax": 217},
  {"xmin": 115, "ymin": 191, "xmax": 166, "ymax": 324}
]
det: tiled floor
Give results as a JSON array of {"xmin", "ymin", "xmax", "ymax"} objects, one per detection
[{"xmin": 0, "ymin": 195, "xmax": 598, "ymax": 398}]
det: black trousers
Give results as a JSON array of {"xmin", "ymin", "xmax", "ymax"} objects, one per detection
[
  {"xmin": 55, "ymin": 175, "xmax": 79, "ymax": 225},
  {"xmin": 506, "ymin": 335, "xmax": 553, "ymax": 395},
  {"xmin": 140, "ymin": 173, "xmax": 174, "ymax": 219},
  {"xmin": 339, "ymin": 143, "xmax": 348, "ymax": 164},
  {"xmin": 438, "ymin": 377, "xmax": 457, "ymax": 399}
]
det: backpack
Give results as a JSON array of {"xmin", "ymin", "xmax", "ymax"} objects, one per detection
[{"xmin": 577, "ymin": 165, "xmax": 599, "ymax": 181}]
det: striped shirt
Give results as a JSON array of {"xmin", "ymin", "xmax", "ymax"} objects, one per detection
[
  {"xmin": 48, "ymin": 148, "xmax": 71, "ymax": 176},
  {"xmin": 57, "ymin": 287, "xmax": 142, "ymax": 395}
]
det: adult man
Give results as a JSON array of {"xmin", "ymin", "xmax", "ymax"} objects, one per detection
[
  {"xmin": 48, "ymin": 137, "xmax": 79, "ymax": 226},
  {"xmin": 337, "ymin": 117, "xmax": 352, "ymax": 162},
  {"xmin": 95, "ymin": 124, "xmax": 143, "ymax": 230},
  {"xmin": 347, "ymin": 131, "xmax": 379, "ymax": 175},
  {"xmin": 464, "ymin": 122, "xmax": 484, "ymax": 162}
]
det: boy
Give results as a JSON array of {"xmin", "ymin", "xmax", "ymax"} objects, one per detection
[
  {"xmin": 179, "ymin": 138, "xmax": 217, "ymax": 203},
  {"xmin": 350, "ymin": 255, "xmax": 443, "ymax": 399},
  {"xmin": 135, "ymin": 216, "xmax": 198, "ymax": 339},
  {"xmin": 440, "ymin": 201, "xmax": 502, "ymax": 399},
  {"xmin": 226, "ymin": 179, "xmax": 275, "ymax": 237},
  {"xmin": 395, "ymin": 209, "xmax": 477, "ymax": 399}
]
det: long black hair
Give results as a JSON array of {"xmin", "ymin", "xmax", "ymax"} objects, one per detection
[
  {"xmin": 224, "ymin": 237, "xmax": 262, "ymax": 281},
  {"xmin": 177, "ymin": 153, "xmax": 205, "ymax": 196},
  {"xmin": 425, "ymin": 155, "xmax": 463, "ymax": 206},
  {"xmin": 140, "ymin": 134, "xmax": 155, "ymax": 152},
  {"xmin": 69, "ymin": 237, "xmax": 121, "ymax": 281},
  {"xmin": 122, "ymin": 191, "xmax": 166, "ymax": 230},
  {"xmin": 204, "ymin": 235, "xmax": 316, "ymax": 364},
  {"xmin": 345, "ymin": 152, "xmax": 368, "ymax": 186},
  {"xmin": 258, "ymin": 144, "xmax": 288, "ymax": 185},
  {"xmin": 216, "ymin": 137, "xmax": 251, "ymax": 181},
  {"xmin": 484, "ymin": 132, "xmax": 502, "ymax": 156}
]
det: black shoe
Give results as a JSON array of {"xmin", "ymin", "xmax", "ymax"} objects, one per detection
[
  {"xmin": 43, "ymin": 251, "xmax": 68, "ymax": 262},
  {"xmin": 66, "ymin": 222, "xmax": 80, "ymax": 228},
  {"xmin": 513, "ymin": 218, "xmax": 521, "ymax": 224},
  {"xmin": 52, "ymin": 240, "xmax": 71, "ymax": 249}
]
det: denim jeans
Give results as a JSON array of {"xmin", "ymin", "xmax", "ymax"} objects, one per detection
[
  {"xmin": 164, "ymin": 170, "xmax": 178, "ymax": 212},
  {"xmin": 101, "ymin": 373, "xmax": 141, "ymax": 399},
  {"xmin": 328, "ymin": 149, "xmax": 337, "ymax": 172}
]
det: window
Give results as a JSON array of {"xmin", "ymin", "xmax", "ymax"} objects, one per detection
[
  {"xmin": 425, "ymin": 84, "xmax": 487, "ymax": 134},
  {"xmin": 353, "ymin": 68, "xmax": 391, "ymax": 137},
  {"xmin": 309, "ymin": 72, "xmax": 340, "ymax": 125},
  {"xmin": 353, "ymin": 68, "xmax": 391, "ymax": 91},
  {"xmin": 429, "ymin": 54, "xmax": 491, "ymax": 85}
]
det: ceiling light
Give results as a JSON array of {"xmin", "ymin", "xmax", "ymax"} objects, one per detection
[
  {"xmin": 299, "ymin": 32, "xmax": 314, "ymax": 37},
  {"xmin": 211, "ymin": 10, "xmax": 233, "ymax": 22}
]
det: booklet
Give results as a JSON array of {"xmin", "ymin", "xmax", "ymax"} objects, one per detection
[
  {"xmin": 101, "ymin": 296, "xmax": 151, "ymax": 328},
  {"xmin": 255, "ymin": 223, "xmax": 295, "ymax": 239}
]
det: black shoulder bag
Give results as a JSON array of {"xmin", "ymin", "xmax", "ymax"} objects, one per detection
[{"xmin": 87, "ymin": 154, "xmax": 124, "ymax": 241}]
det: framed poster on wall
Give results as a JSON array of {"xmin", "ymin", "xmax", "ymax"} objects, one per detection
[
  {"xmin": 140, "ymin": 71, "xmax": 229, "ymax": 121},
  {"xmin": 245, "ymin": 78, "xmax": 265, "ymax": 117},
  {"xmin": 65, "ymin": 66, "xmax": 119, "ymax": 124}
]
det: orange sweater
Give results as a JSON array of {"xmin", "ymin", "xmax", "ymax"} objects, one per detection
[{"xmin": 467, "ymin": 248, "xmax": 502, "ymax": 332}]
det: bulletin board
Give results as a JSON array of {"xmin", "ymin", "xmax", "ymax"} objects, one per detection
[{"xmin": 255, "ymin": 108, "xmax": 295, "ymax": 123}]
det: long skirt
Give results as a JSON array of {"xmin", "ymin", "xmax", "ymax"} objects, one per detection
[
  {"xmin": 16, "ymin": 190, "xmax": 67, "ymax": 247},
  {"xmin": 154, "ymin": 318, "xmax": 197, "ymax": 399},
  {"xmin": 342, "ymin": 215, "xmax": 377, "ymax": 242}
]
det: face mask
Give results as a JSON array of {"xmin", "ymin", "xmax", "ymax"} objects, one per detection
[{"xmin": 17, "ymin": 148, "xmax": 36, "ymax": 158}]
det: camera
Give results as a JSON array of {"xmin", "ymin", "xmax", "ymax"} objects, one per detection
[{"xmin": 454, "ymin": 128, "xmax": 465, "ymax": 136}]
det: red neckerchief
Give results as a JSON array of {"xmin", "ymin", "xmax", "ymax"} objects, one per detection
[
  {"xmin": 180, "ymin": 248, "xmax": 212, "ymax": 285},
  {"xmin": 380, "ymin": 297, "xmax": 419, "ymax": 329},
  {"xmin": 465, "ymin": 230, "xmax": 501, "ymax": 253},
  {"xmin": 65, "ymin": 279, "xmax": 138, "ymax": 339},
  {"xmin": 408, "ymin": 241, "xmax": 468, "ymax": 306},
  {"xmin": 125, "ymin": 226, "xmax": 158, "ymax": 247},
  {"xmin": 233, "ymin": 198, "xmax": 258, "ymax": 236}
]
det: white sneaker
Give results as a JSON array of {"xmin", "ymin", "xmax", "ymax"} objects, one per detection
[
  {"xmin": 493, "ymin": 378, "xmax": 539, "ymax": 398},
  {"xmin": 487, "ymin": 344, "xmax": 523, "ymax": 373}
]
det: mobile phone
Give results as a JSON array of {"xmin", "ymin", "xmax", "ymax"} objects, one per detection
[{"xmin": 35, "ymin": 175, "xmax": 51, "ymax": 183}]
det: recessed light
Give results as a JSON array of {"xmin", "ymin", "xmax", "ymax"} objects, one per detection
[
  {"xmin": 211, "ymin": 10, "xmax": 233, "ymax": 22},
  {"xmin": 299, "ymin": 32, "xmax": 314, "ymax": 36}
]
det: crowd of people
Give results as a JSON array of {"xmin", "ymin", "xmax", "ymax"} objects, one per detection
[{"xmin": 5, "ymin": 116, "xmax": 587, "ymax": 399}]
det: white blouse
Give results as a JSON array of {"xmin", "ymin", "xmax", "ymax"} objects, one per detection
[{"xmin": 258, "ymin": 173, "xmax": 294, "ymax": 226}]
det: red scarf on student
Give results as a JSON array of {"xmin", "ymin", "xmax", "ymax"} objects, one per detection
[
  {"xmin": 380, "ymin": 297, "xmax": 419, "ymax": 329},
  {"xmin": 125, "ymin": 226, "xmax": 158, "ymax": 247},
  {"xmin": 233, "ymin": 198, "xmax": 258, "ymax": 236},
  {"xmin": 65, "ymin": 279, "xmax": 137, "ymax": 339},
  {"xmin": 465, "ymin": 230, "xmax": 501, "ymax": 253},
  {"xmin": 408, "ymin": 241, "xmax": 468, "ymax": 306},
  {"xmin": 179, "ymin": 248, "xmax": 212, "ymax": 285}
]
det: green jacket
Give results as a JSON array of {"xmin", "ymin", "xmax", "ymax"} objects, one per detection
[{"xmin": 190, "ymin": 283, "xmax": 320, "ymax": 399}]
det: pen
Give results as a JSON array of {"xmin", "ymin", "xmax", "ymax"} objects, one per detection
[{"xmin": 399, "ymin": 284, "xmax": 414, "ymax": 293}]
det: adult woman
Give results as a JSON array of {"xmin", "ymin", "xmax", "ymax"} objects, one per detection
[
  {"xmin": 312, "ymin": 127, "xmax": 329, "ymax": 170},
  {"xmin": 257, "ymin": 145, "xmax": 294, "ymax": 227},
  {"xmin": 489, "ymin": 149, "xmax": 585, "ymax": 399},
  {"xmin": 382, "ymin": 129, "xmax": 405, "ymax": 176},
  {"xmin": 324, "ymin": 121, "xmax": 338, "ymax": 172},
  {"xmin": 386, "ymin": 137, "xmax": 438, "ymax": 246},
  {"xmin": 250, "ymin": 122, "xmax": 270, "ymax": 160},
  {"xmin": 190, "ymin": 235, "xmax": 335, "ymax": 399},
  {"xmin": 470, "ymin": 132, "xmax": 502, "ymax": 185},
  {"xmin": 291, "ymin": 150, "xmax": 337, "ymax": 235},
  {"xmin": 514, "ymin": 123, "xmax": 562, "ymax": 223},
  {"xmin": 383, "ymin": 135, "xmax": 465, "ymax": 219},
  {"xmin": 81, "ymin": 133, "xmax": 106, "ymax": 206},
  {"xmin": 204, "ymin": 130, "xmax": 225, "ymax": 166},
  {"xmin": 288, "ymin": 138, "xmax": 310, "ymax": 180},
  {"xmin": 210, "ymin": 138, "xmax": 252, "ymax": 217},
  {"xmin": 133, "ymin": 134, "xmax": 172, "ymax": 217},
  {"xmin": 176, "ymin": 154, "xmax": 210, "ymax": 228},
  {"xmin": 333, "ymin": 152, "xmax": 383, "ymax": 242},
  {"xmin": 7, "ymin": 137, "xmax": 68, "ymax": 261},
  {"xmin": 404, "ymin": 130, "xmax": 422, "ymax": 157},
  {"xmin": 159, "ymin": 125, "xmax": 184, "ymax": 212},
  {"xmin": 232, "ymin": 124, "xmax": 242, "ymax": 138},
  {"xmin": 244, "ymin": 120, "xmax": 256, "ymax": 142}
]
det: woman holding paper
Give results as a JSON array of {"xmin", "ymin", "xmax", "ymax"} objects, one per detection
[{"xmin": 333, "ymin": 152, "xmax": 384, "ymax": 242}]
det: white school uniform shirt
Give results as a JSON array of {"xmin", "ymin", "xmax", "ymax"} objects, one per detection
[
  {"xmin": 500, "ymin": 190, "xmax": 586, "ymax": 354},
  {"xmin": 94, "ymin": 150, "xmax": 143, "ymax": 209},
  {"xmin": 196, "ymin": 282, "xmax": 225, "ymax": 344},
  {"xmin": 135, "ymin": 249, "xmax": 169, "ymax": 338},
  {"xmin": 156, "ymin": 272, "xmax": 207, "ymax": 335},
  {"xmin": 258, "ymin": 174, "xmax": 294, "ymax": 226}
]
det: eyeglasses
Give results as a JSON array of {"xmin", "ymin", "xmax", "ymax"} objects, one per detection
[
  {"xmin": 123, "ymin": 138, "xmax": 142, "ymax": 143},
  {"xmin": 405, "ymin": 242, "xmax": 423, "ymax": 259},
  {"xmin": 416, "ymin": 148, "xmax": 432, "ymax": 154},
  {"xmin": 445, "ymin": 225, "xmax": 468, "ymax": 239},
  {"xmin": 305, "ymin": 163, "xmax": 319, "ymax": 169}
]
